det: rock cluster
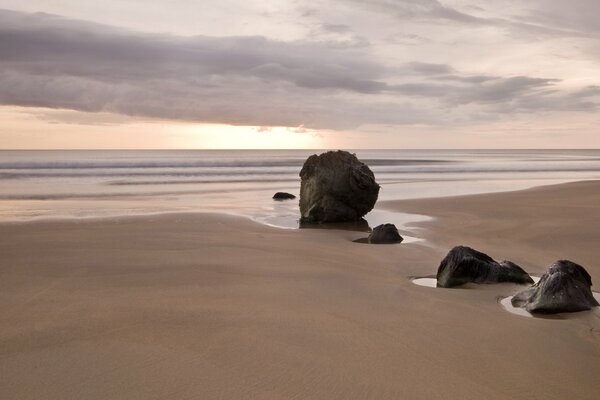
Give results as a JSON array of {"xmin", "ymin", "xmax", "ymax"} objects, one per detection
[{"xmin": 294, "ymin": 151, "xmax": 599, "ymax": 316}]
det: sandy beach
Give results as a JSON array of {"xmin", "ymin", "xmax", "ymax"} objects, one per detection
[{"xmin": 1, "ymin": 181, "xmax": 599, "ymax": 399}]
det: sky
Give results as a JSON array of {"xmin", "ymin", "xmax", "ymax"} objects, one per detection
[{"xmin": 0, "ymin": 0, "xmax": 599, "ymax": 149}]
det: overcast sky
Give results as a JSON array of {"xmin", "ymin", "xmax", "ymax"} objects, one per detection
[{"xmin": 0, "ymin": 0, "xmax": 599, "ymax": 148}]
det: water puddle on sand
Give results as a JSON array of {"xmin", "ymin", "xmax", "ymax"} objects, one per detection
[
  {"xmin": 411, "ymin": 277, "xmax": 438, "ymax": 288},
  {"xmin": 411, "ymin": 275, "xmax": 541, "ymax": 289},
  {"xmin": 499, "ymin": 296, "xmax": 534, "ymax": 318},
  {"xmin": 255, "ymin": 206, "xmax": 427, "ymax": 243}
]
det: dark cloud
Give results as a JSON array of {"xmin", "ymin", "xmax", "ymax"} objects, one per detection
[
  {"xmin": 451, "ymin": 76, "xmax": 559, "ymax": 104},
  {"xmin": 0, "ymin": 10, "xmax": 386, "ymax": 92},
  {"xmin": 434, "ymin": 74, "xmax": 497, "ymax": 84},
  {"xmin": 572, "ymin": 86, "xmax": 600, "ymax": 98},
  {"xmin": 0, "ymin": 9, "xmax": 395, "ymax": 128},
  {"xmin": 391, "ymin": 82, "xmax": 452, "ymax": 97},
  {"xmin": 388, "ymin": 76, "xmax": 567, "ymax": 108},
  {"xmin": 404, "ymin": 62, "xmax": 454, "ymax": 75}
]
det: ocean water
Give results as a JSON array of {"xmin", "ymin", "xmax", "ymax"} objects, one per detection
[{"xmin": 1, "ymin": 149, "xmax": 599, "ymax": 230}]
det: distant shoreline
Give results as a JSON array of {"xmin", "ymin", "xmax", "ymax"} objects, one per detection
[{"xmin": 1, "ymin": 149, "xmax": 599, "ymax": 228}]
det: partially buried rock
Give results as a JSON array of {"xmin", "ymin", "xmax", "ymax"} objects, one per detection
[
  {"xmin": 299, "ymin": 150, "xmax": 379, "ymax": 223},
  {"xmin": 437, "ymin": 245, "xmax": 533, "ymax": 288},
  {"xmin": 273, "ymin": 192, "xmax": 296, "ymax": 200},
  {"xmin": 368, "ymin": 223, "xmax": 403, "ymax": 244},
  {"xmin": 302, "ymin": 218, "xmax": 370, "ymax": 232},
  {"xmin": 511, "ymin": 260, "xmax": 599, "ymax": 314}
]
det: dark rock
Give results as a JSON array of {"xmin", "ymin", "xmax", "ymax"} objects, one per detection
[
  {"xmin": 273, "ymin": 192, "xmax": 296, "ymax": 200},
  {"xmin": 299, "ymin": 150, "xmax": 379, "ymax": 223},
  {"xmin": 368, "ymin": 223, "xmax": 404, "ymax": 244},
  {"xmin": 437, "ymin": 246, "xmax": 533, "ymax": 288},
  {"xmin": 511, "ymin": 260, "xmax": 599, "ymax": 314}
]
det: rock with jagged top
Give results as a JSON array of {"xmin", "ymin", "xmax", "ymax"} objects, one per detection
[
  {"xmin": 299, "ymin": 151, "xmax": 379, "ymax": 224},
  {"xmin": 437, "ymin": 246, "xmax": 533, "ymax": 288},
  {"xmin": 511, "ymin": 260, "xmax": 599, "ymax": 314}
]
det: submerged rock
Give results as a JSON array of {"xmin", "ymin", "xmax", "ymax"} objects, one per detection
[
  {"xmin": 511, "ymin": 260, "xmax": 599, "ymax": 314},
  {"xmin": 299, "ymin": 150, "xmax": 379, "ymax": 223},
  {"xmin": 437, "ymin": 246, "xmax": 533, "ymax": 288},
  {"xmin": 273, "ymin": 192, "xmax": 296, "ymax": 200},
  {"xmin": 368, "ymin": 223, "xmax": 403, "ymax": 244}
]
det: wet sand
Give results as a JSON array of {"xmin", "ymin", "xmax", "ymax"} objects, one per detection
[{"xmin": 1, "ymin": 181, "xmax": 599, "ymax": 399}]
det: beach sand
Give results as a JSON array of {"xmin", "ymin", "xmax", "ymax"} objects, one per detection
[{"xmin": 1, "ymin": 181, "xmax": 599, "ymax": 399}]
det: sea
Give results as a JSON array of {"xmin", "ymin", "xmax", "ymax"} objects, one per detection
[{"xmin": 1, "ymin": 149, "xmax": 599, "ymax": 230}]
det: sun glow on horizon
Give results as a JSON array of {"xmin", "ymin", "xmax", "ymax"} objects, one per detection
[
  {"xmin": 180, "ymin": 124, "xmax": 326, "ymax": 150},
  {"xmin": 2, "ymin": 105, "xmax": 600, "ymax": 150},
  {"xmin": 0, "ymin": 106, "xmax": 328, "ymax": 149}
]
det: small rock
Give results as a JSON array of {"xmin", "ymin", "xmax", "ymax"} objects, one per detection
[
  {"xmin": 273, "ymin": 192, "xmax": 296, "ymax": 200},
  {"xmin": 368, "ymin": 223, "xmax": 403, "ymax": 244}
]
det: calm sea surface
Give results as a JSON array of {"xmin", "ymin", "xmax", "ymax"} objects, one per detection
[{"xmin": 1, "ymin": 149, "xmax": 599, "ymax": 229}]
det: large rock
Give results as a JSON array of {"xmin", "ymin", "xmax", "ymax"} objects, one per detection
[
  {"xmin": 368, "ymin": 223, "xmax": 403, "ymax": 244},
  {"xmin": 299, "ymin": 151, "xmax": 379, "ymax": 223},
  {"xmin": 437, "ymin": 246, "xmax": 533, "ymax": 288},
  {"xmin": 511, "ymin": 260, "xmax": 599, "ymax": 314}
]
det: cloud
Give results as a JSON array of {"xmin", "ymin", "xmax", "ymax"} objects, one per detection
[
  {"xmin": 386, "ymin": 76, "xmax": 574, "ymax": 110},
  {"xmin": 384, "ymin": 32, "xmax": 430, "ymax": 46},
  {"xmin": 0, "ymin": 9, "xmax": 395, "ymax": 128},
  {"xmin": 515, "ymin": 0, "xmax": 600, "ymax": 36},
  {"xmin": 403, "ymin": 62, "xmax": 454, "ymax": 75},
  {"xmin": 450, "ymin": 76, "xmax": 559, "ymax": 104},
  {"xmin": 320, "ymin": 23, "xmax": 351, "ymax": 33},
  {"xmin": 433, "ymin": 75, "xmax": 496, "ymax": 84},
  {"xmin": 349, "ymin": 0, "xmax": 596, "ymax": 38},
  {"xmin": 0, "ymin": 8, "xmax": 597, "ymax": 131},
  {"xmin": 0, "ymin": 10, "xmax": 386, "ymax": 92}
]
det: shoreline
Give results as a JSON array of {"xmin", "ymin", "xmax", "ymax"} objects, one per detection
[
  {"xmin": 1, "ymin": 180, "xmax": 599, "ymax": 399},
  {"xmin": 0, "ymin": 179, "xmax": 597, "ymax": 230}
]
